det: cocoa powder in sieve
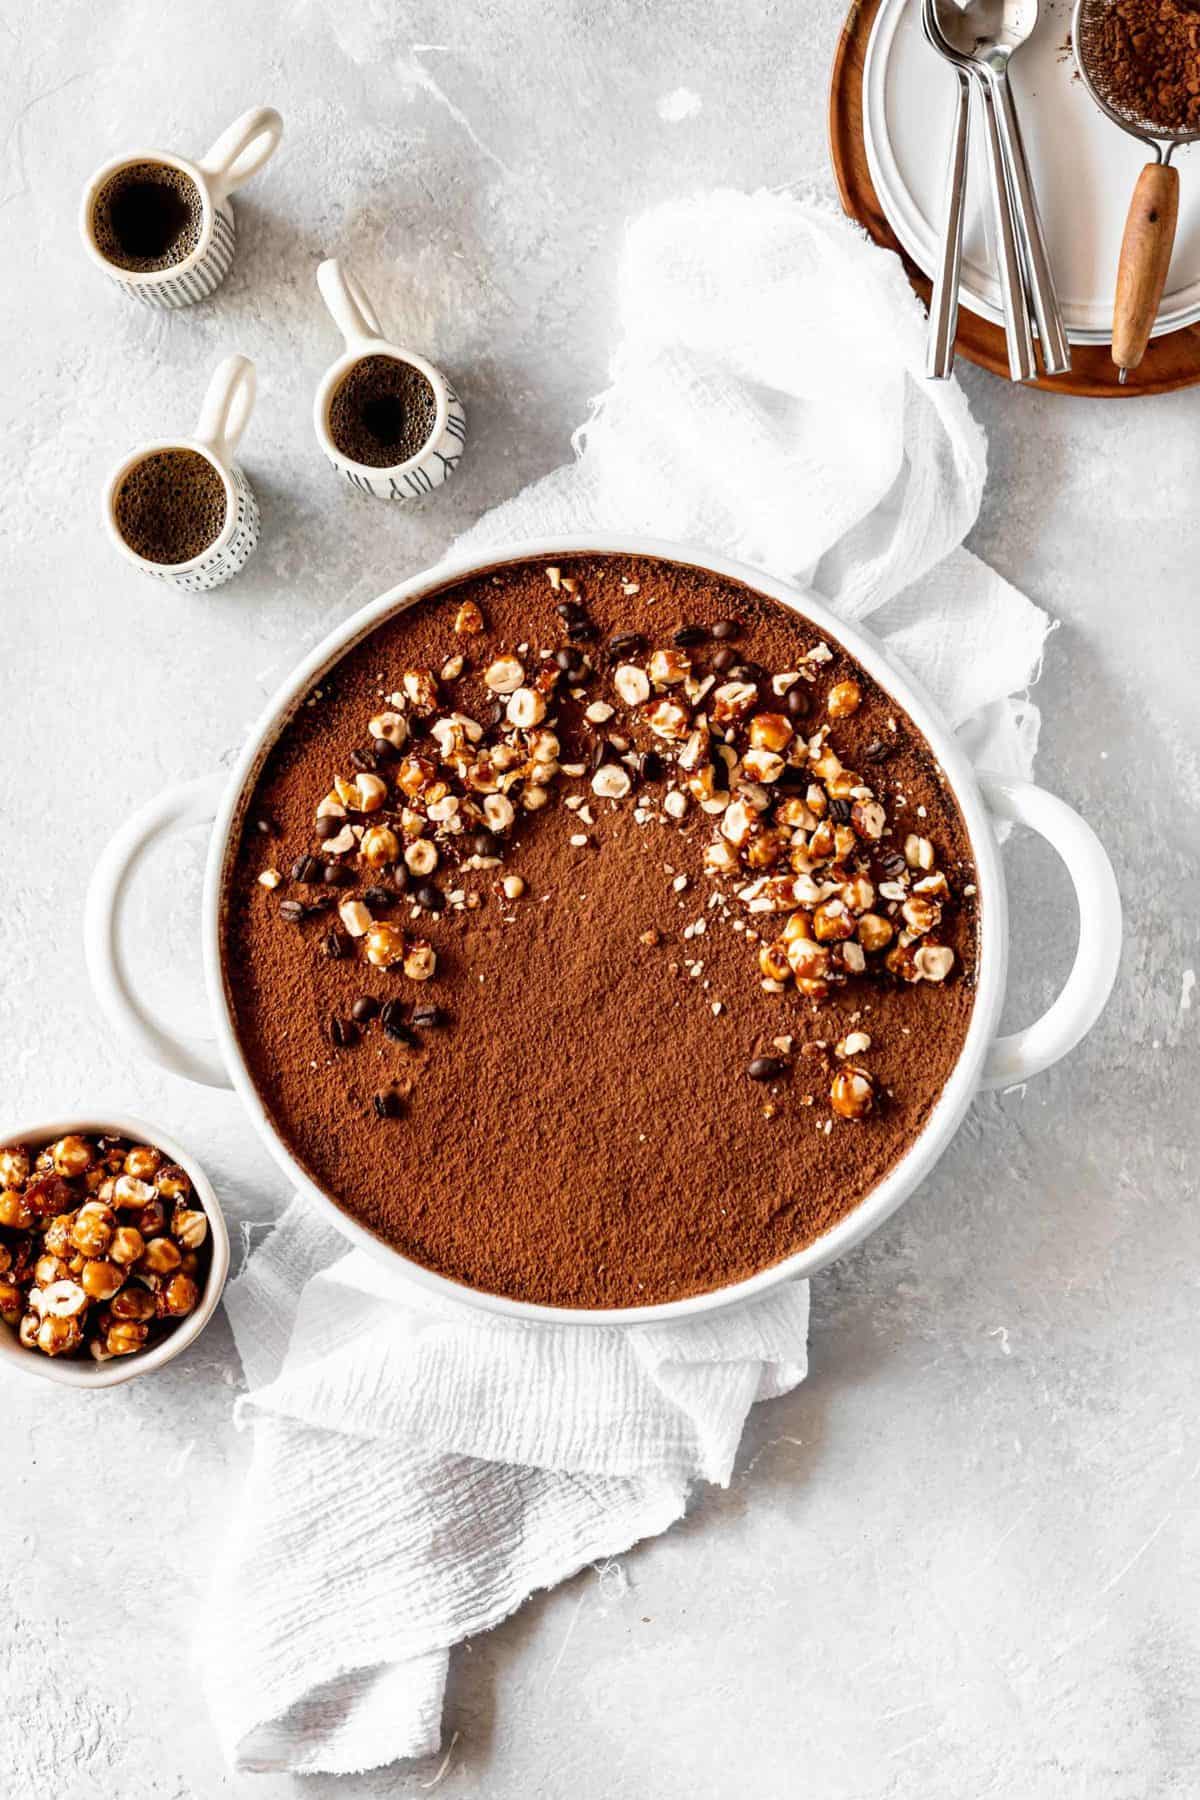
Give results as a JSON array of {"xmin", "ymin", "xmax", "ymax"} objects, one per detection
[{"xmin": 1086, "ymin": 0, "xmax": 1200, "ymax": 129}]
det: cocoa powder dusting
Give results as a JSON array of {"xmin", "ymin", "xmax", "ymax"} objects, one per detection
[{"xmin": 222, "ymin": 555, "xmax": 979, "ymax": 1310}]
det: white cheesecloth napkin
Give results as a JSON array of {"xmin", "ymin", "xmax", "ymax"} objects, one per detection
[{"xmin": 203, "ymin": 187, "xmax": 1051, "ymax": 1775}]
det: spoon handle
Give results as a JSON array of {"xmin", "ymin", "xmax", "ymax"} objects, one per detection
[
  {"xmin": 1112, "ymin": 161, "xmax": 1179, "ymax": 382},
  {"xmin": 977, "ymin": 75, "xmax": 1036, "ymax": 382},
  {"xmin": 927, "ymin": 67, "xmax": 971, "ymax": 379},
  {"xmin": 989, "ymin": 71, "xmax": 1072, "ymax": 377}
]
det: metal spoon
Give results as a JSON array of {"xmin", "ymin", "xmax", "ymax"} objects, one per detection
[
  {"xmin": 932, "ymin": 0, "xmax": 1072, "ymax": 377},
  {"xmin": 923, "ymin": 0, "xmax": 1035, "ymax": 381},
  {"xmin": 922, "ymin": 0, "xmax": 972, "ymax": 378}
]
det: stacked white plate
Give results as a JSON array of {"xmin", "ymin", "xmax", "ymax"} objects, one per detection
[{"xmin": 863, "ymin": 0, "xmax": 1200, "ymax": 344}]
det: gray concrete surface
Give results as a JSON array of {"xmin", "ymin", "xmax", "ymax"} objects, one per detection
[{"xmin": 2, "ymin": 1, "xmax": 1197, "ymax": 1795}]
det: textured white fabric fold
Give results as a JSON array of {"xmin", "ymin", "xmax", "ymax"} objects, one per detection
[{"xmin": 203, "ymin": 186, "xmax": 1050, "ymax": 1776}]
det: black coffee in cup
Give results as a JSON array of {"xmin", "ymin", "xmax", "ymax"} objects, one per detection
[
  {"xmin": 91, "ymin": 162, "xmax": 205, "ymax": 273},
  {"xmin": 114, "ymin": 449, "xmax": 227, "ymax": 566},
  {"xmin": 327, "ymin": 355, "xmax": 438, "ymax": 467}
]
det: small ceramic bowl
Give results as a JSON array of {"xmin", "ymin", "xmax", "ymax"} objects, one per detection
[{"xmin": 0, "ymin": 1114, "xmax": 230, "ymax": 1389}]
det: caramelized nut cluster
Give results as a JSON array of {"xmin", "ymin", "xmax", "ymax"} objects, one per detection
[{"xmin": 0, "ymin": 1133, "xmax": 208, "ymax": 1362}]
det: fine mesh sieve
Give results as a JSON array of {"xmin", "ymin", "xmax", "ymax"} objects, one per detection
[{"xmin": 1073, "ymin": 0, "xmax": 1200, "ymax": 376}]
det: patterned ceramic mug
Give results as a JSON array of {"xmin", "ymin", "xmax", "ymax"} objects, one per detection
[
  {"xmin": 313, "ymin": 258, "xmax": 468, "ymax": 500},
  {"xmin": 80, "ymin": 107, "xmax": 283, "ymax": 308},
  {"xmin": 103, "ymin": 354, "xmax": 261, "ymax": 592}
]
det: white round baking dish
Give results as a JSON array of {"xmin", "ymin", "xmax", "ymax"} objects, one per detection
[{"xmin": 84, "ymin": 538, "xmax": 1122, "ymax": 1326}]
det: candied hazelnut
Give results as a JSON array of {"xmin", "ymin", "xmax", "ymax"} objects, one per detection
[
  {"xmin": 81, "ymin": 1260, "xmax": 125, "ymax": 1302},
  {"xmin": 338, "ymin": 899, "xmax": 373, "ymax": 938},
  {"xmin": 158, "ymin": 1274, "xmax": 199, "ymax": 1318},
  {"xmin": 0, "ymin": 1144, "xmax": 30, "ymax": 1188},
  {"xmin": 643, "ymin": 698, "xmax": 691, "ymax": 741},
  {"xmin": 831, "ymin": 1065, "xmax": 875, "ymax": 1120},
  {"xmin": 613, "ymin": 664, "xmax": 650, "ymax": 706},
  {"xmin": 484, "ymin": 656, "xmax": 525, "ymax": 694},
  {"xmin": 648, "ymin": 648, "xmax": 690, "ymax": 687},
  {"xmin": 404, "ymin": 941, "xmax": 437, "ymax": 983},
  {"xmin": 711, "ymin": 681, "xmax": 758, "ymax": 726},
  {"xmin": 453, "ymin": 599, "xmax": 485, "ymax": 635},
  {"xmin": 812, "ymin": 898, "xmax": 855, "ymax": 943},
  {"xmin": 124, "ymin": 1145, "xmax": 162, "ymax": 1181},
  {"xmin": 139, "ymin": 1237, "xmax": 182, "ymax": 1277},
  {"xmin": 50, "ymin": 1135, "xmax": 92, "ymax": 1178},
  {"xmin": 851, "ymin": 799, "xmax": 886, "ymax": 840},
  {"xmin": 361, "ymin": 825, "xmax": 400, "ymax": 869},
  {"xmin": 483, "ymin": 793, "xmax": 515, "ymax": 834},
  {"xmin": 368, "ymin": 710, "xmax": 408, "ymax": 749},
  {"xmin": 742, "ymin": 748, "xmax": 785, "ymax": 786},
  {"xmin": 404, "ymin": 839, "xmax": 439, "ymax": 878},
  {"xmin": 758, "ymin": 940, "xmax": 792, "ymax": 983},
  {"xmin": 71, "ymin": 1202, "xmax": 116, "ymax": 1257},
  {"xmin": 745, "ymin": 826, "xmax": 791, "ymax": 871},
  {"xmin": 856, "ymin": 913, "xmax": 895, "ymax": 954},
  {"xmin": 827, "ymin": 679, "xmax": 861, "ymax": 719},
  {"xmin": 915, "ymin": 944, "xmax": 955, "ymax": 983},
  {"xmin": 112, "ymin": 1174, "xmax": 156, "ymax": 1210},
  {"xmin": 506, "ymin": 687, "xmax": 546, "ymax": 729},
  {"xmin": 34, "ymin": 1253, "xmax": 71, "ymax": 1287},
  {"xmin": 840, "ymin": 875, "xmax": 875, "ymax": 914},
  {"xmin": 885, "ymin": 941, "xmax": 922, "ymax": 983},
  {"xmin": 364, "ymin": 923, "xmax": 406, "ymax": 970},
  {"xmin": 38, "ymin": 1279, "xmax": 88, "ymax": 1321},
  {"xmin": 0, "ymin": 1279, "xmax": 25, "ymax": 1324},
  {"xmin": 170, "ymin": 1207, "xmax": 208, "ymax": 1250},
  {"xmin": 24, "ymin": 1175, "xmax": 73, "ymax": 1220},
  {"xmin": 905, "ymin": 833, "xmax": 935, "ymax": 871},
  {"xmin": 901, "ymin": 895, "xmax": 941, "ymax": 936},
  {"xmin": 109, "ymin": 1225, "xmax": 145, "ymax": 1266},
  {"xmin": 106, "ymin": 1321, "xmax": 149, "ymax": 1357},
  {"xmin": 110, "ymin": 1286, "xmax": 156, "ymax": 1322},
  {"xmin": 786, "ymin": 938, "xmax": 832, "ymax": 996},
  {"xmin": 18, "ymin": 1313, "xmax": 40, "ymax": 1349},
  {"xmin": 401, "ymin": 669, "xmax": 439, "ymax": 712},
  {"xmin": 135, "ymin": 1199, "xmax": 166, "ymax": 1238},
  {"xmin": 42, "ymin": 1213, "xmax": 76, "ymax": 1257},
  {"xmin": 748, "ymin": 712, "xmax": 793, "ymax": 753},
  {"xmin": 0, "ymin": 1189, "xmax": 33, "ymax": 1229},
  {"xmin": 155, "ymin": 1165, "xmax": 191, "ymax": 1202},
  {"xmin": 783, "ymin": 910, "xmax": 814, "ymax": 944}
]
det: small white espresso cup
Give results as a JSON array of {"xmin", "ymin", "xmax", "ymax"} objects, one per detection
[
  {"xmin": 103, "ymin": 354, "xmax": 261, "ymax": 592},
  {"xmin": 313, "ymin": 258, "xmax": 468, "ymax": 500},
  {"xmin": 80, "ymin": 107, "xmax": 283, "ymax": 308}
]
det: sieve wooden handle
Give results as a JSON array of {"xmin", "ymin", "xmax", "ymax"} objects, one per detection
[{"xmin": 1113, "ymin": 161, "xmax": 1180, "ymax": 379}]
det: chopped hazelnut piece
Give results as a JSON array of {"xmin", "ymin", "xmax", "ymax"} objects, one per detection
[
  {"xmin": 484, "ymin": 656, "xmax": 525, "ymax": 694},
  {"xmin": 404, "ymin": 941, "xmax": 437, "ymax": 982},
  {"xmin": 831, "ymin": 1065, "xmax": 875, "ymax": 1119}
]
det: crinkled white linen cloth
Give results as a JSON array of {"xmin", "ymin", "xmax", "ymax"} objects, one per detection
[{"xmin": 203, "ymin": 187, "xmax": 1051, "ymax": 1775}]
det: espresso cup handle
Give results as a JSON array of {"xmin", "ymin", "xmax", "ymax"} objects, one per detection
[
  {"xmin": 193, "ymin": 354, "xmax": 256, "ymax": 468},
  {"xmin": 197, "ymin": 106, "xmax": 283, "ymax": 201},
  {"xmin": 317, "ymin": 258, "xmax": 386, "ymax": 349},
  {"xmin": 978, "ymin": 774, "xmax": 1122, "ymax": 1090},
  {"xmin": 85, "ymin": 776, "xmax": 232, "ymax": 1090}
]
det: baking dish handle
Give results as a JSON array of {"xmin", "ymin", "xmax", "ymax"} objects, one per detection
[
  {"xmin": 979, "ymin": 774, "xmax": 1122, "ymax": 1090},
  {"xmin": 85, "ymin": 775, "xmax": 232, "ymax": 1090}
]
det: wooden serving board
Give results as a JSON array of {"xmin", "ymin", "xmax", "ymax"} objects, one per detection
[{"xmin": 828, "ymin": 0, "xmax": 1200, "ymax": 397}]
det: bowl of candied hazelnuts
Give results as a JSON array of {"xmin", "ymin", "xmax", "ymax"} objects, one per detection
[{"xmin": 0, "ymin": 1117, "xmax": 229, "ymax": 1386}]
